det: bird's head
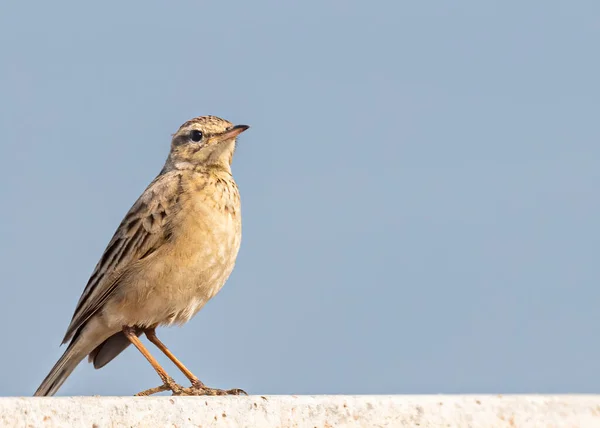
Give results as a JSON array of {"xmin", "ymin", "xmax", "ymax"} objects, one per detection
[{"xmin": 166, "ymin": 115, "xmax": 249, "ymax": 171}]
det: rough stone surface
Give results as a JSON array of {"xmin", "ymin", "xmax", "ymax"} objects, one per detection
[{"xmin": 1, "ymin": 395, "xmax": 600, "ymax": 427}]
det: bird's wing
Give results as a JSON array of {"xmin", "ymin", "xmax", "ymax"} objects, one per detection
[{"xmin": 62, "ymin": 171, "xmax": 183, "ymax": 343}]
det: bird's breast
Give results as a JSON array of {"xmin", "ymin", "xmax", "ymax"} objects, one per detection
[
  {"xmin": 164, "ymin": 178, "xmax": 242, "ymax": 312},
  {"xmin": 108, "ymin": 174, "xmax": 243, "ymax": 328}
]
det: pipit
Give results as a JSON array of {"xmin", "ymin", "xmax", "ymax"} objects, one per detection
[{"xmin": 34, "ymin": 115, "xmax": 250, "ymax": 397}]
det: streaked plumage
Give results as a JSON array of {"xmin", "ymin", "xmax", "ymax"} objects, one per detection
[{"xmin": 35, "ymin": 116, "xmax": 249, "ymax": 396}]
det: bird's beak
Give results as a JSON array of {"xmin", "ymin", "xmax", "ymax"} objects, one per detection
[{"xmin": 214, "ymin": 125, "xmax": 250, "ymax": 143}]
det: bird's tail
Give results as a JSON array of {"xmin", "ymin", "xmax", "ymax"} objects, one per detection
[{"xmin": 34, "ymin": 336, "xmax": 89, "ymax": 397}]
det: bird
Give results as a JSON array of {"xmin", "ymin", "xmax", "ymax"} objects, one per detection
[{"xmin": 34, "ymin": 115, "xmax": 250, "ymax": 397}]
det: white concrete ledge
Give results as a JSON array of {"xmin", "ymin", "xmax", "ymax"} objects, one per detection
[{"xmin": 2, "ymin": 395, "xmax": 600, "ymax": 427}]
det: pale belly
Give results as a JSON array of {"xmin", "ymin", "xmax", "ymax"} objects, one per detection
[{"xmin": 103, "ymin": 208, "xmax": 241, "ymax": 329}]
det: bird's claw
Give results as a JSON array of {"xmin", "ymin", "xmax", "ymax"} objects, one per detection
[
  {"xmin": 135, "ymin": 377, "xmax": 246, "ymax": 397},
  {"xmin": 135, "ymin": 376, "xmax": 184, "ymax": 396},
  {"xmin": 174, "ymin": 385, "xmax": 247, "ymax": 396}
]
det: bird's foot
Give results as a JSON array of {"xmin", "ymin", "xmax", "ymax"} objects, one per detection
[
  {"xmin": 173, "ymin": 380, "xmax": 247, "ymax": 396},
  {"xmin": 135, "ymin": 376, "xmax": 185, "ymax": 396},
  {"xmin": 174, "ymin": 386, "xmax": 247, "ymax": 396}
]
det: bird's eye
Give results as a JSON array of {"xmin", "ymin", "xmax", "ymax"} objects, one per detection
[{"xmin": 190, "ymin": 130, "xmax": 203, "ymax": 142}]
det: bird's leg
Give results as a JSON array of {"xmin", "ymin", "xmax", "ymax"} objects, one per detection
[
  {"xmin": 144, "ymin": 327, "xmax": 246, "ymax": 396},
  {"xmin": 122, "ymin": 326, "xmax": 183, "ymax": 396},
  {"xmin": 144, "ymin": 328, "xmax": 204, "ymax": 388}
]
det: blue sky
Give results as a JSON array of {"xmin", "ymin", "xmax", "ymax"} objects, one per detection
[{"xmin": 0, "ymin": 1, "xmax": 599, "ymax": 396}]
